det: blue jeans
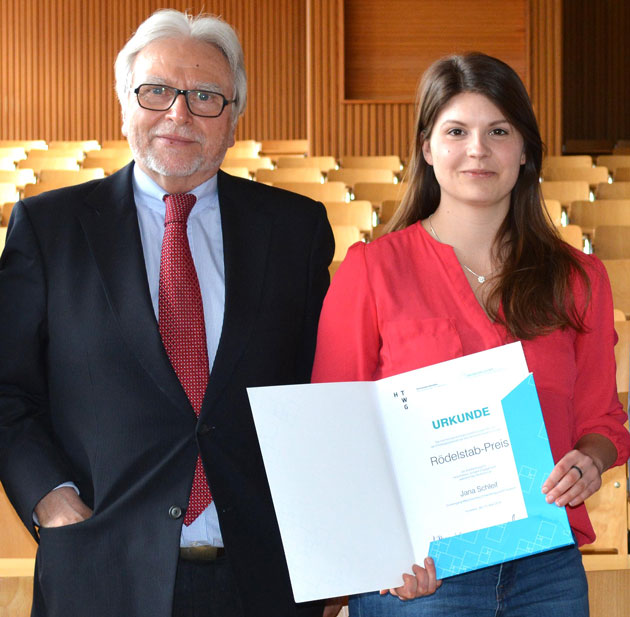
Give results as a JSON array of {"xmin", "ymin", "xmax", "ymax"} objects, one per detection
[{"xmin": 349, "ymin": 543, "xmax": 588, "ymax": 617}]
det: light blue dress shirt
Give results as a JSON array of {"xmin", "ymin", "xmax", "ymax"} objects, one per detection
[{"xmin": 133, "ymin": 164, "xmax": 225, "ymax": 547}]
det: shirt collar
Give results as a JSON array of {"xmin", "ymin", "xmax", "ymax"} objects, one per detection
[{"xmin": 132, "ymin": 163, "xmax": 219, "ymax": 216}]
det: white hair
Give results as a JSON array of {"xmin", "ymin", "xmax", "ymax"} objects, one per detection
[{"xmin": 114, "ymin": 9, "xmax": 247, "ymax": 123}]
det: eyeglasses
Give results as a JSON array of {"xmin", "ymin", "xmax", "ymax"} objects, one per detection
[{"xmin": 133, "ymin": 84, "xmax": 236, "ymax": 118}]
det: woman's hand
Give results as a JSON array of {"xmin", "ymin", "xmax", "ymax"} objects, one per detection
[
  {"xmin": 380, "ymin": 557, "xmax": 441, "ymax": 600},
  {"xmin": 542, "ymin": 434, "xmax": 617, "ymax": 508},
  {"xmin": 542, "ymin": 449, "xmax": 602, "ymax": 507}
]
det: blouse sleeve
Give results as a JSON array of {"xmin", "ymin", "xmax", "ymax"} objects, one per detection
[
  {"xmin": 573, "ymin": 255, "xmax": 630, "ymax": 467},
  {"xmin": 311, "ymin": 242, "xmax": 380, "ymax": 383}
]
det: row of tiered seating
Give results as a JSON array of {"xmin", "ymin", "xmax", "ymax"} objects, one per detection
[{"xmin": 5, "ymin": 142, "xmax": 630, "ymax": 274}]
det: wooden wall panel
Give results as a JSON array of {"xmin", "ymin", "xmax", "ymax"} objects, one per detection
[
  {"xmin": 530, "ymin": 0, "xmax": 563, "ymax": 156},
  {"xmin": 306, "ymin": 0, "xmax": 343, "ymax": 156},
  {"xmin": 309, "ymin": 0, "xmax": 533, "ymax": 159},
  {"xmin": 340, "ymin": 102, "xmax": 415, "ymax": 162},
  {"xmin": 344, "ymin": 0, "xmax": 529, "ymax": 101},
  {"xmin": 0, "ymin": 0, "xmax": 306, "ymax": 142},
  {"xmin": 563, "ymin": 0, "xmax": 630, "ymax": 144}
]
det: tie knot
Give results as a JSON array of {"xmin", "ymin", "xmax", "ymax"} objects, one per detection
[{"xmin": 163, "ymin": 193, "xmax": 197, "ymax": 225}]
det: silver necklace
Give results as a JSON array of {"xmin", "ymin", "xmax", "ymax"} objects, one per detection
[{"xmin": 428, "ymin": 215, "xmax": 491, "ymax": 284}]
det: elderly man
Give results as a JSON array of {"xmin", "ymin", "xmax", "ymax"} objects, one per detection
[{"xmin": 0, "ymin": 9, "xmax": 333, "ymax": 617}]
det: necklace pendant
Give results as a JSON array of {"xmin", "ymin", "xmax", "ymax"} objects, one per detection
[{"xmin": 477, "ymin": 275, "xmax": 486, "ymax": 284}]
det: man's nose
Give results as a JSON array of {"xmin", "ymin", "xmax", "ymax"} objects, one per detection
[{"xmin": 165, "ymin": 92, "xmax": 193, "ymax": 123}]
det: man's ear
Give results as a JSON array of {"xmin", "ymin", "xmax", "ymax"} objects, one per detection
[
  {"xmin": 228, "ymin": 120, "xmax": 237, "ymax": 148},
  {"xmin": 120, "ymin": 105, "xmax": 129, "ymax": 138}
]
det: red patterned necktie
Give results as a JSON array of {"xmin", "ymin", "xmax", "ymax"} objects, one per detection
[{"xmin": 159, "ymin": 192, "xmax": 211, "ymax": 525}]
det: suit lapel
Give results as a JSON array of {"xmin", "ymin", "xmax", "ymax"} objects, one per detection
[
  {"xmin": 202, "ymin": 171, "xmax": 272, "ymax": 415},
  {"xmin": 77, "ymin": 164, "xmax": 191, "ymax": 413}
]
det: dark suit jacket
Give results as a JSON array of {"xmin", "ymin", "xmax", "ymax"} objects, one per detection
[{"xmin": 0, "ymin": 164, "xmax": 334, "ymax": 617}]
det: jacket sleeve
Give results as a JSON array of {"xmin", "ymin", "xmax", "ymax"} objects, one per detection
[
  {"xmin": 573, "ymin": 255, "xmax": 630, "ymax": 467},
  {"xmin": 311, "ymin": 241, "xmax": 381, "ymax": 383},
  {"xmin": 0, "ymin": 202, "xmax": 74, "ymax": 535}
]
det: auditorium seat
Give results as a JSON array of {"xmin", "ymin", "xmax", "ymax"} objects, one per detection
[
  {"xmin": 82, "ymin": 155, "xmax": 132, "ymax": 175},
  {"xmin": 378, "ymin": 200, "xmax": 401, "ymax": 225},
  {"xmin": 543, "ymin": 166, "xmax": 609, "ymax": 189},
  {"xmin": 353, "ymin": 182, "xmax": 408, "ymax": 205},
  {"xmin": 602, "ymin": 259, "xmax": 630, "ymax": 318},
  {"xmin": 276, "ymin": 156, "xmax": 337, "ymax": 173},
  {"xmin": 84, "ymin": 147, "xmax": 131, "ymax": 159},
  {"xmin": 569, "ymin": 200, "xmax": 630, "ymax": 238},
  {"xmin": 542, "ymin": 155, "xmax": 593, "ymax": 170},
  {"xmin": 323, "ymin": 201, "xmax": 374, "ymax": 235},
  {"xmin": 541, "ymin": 180, "xmax": 590, "ymax": 207},
  {"xmin": 18, "ymin": 157, "xmax": 80, "ymax": 173},
  {"xmin": 327, "ymin": 168, "xmax": 395, "ymax": 188},
  {"xmin": 0, "ymin": 140, "xmax": 47, "ymax": 151},
  {"xmin": 0, "ymin": 183, "xmax": 18, "ymax": 205},
  {"xmin": 2, "ymin": 202, "xmax": 15, "ymax": 226},
  {"xmin": 101, "ymin": 140, "xmax": 129, "ymax": 149},
  {"xmin": 371, "ymin": 224, "xmax": 387, "ymax": 240},
  {"xmin": 21, "ymin": 147, "xmax": 85, "ymax": 162},
  {"xmin": 328, "ymin": 260, "xmax": 342, "ymax": 279},
  {"xmin": 38, "ymin": 169, "xmax": 105, "ymax": 185},
  {"xmin": 24, "ymin": 181, "xmax": 87, "ymax": 197},
  {"xmin": 0, "ymin": 160, "xmax": 18, "ymax": 171},
  {"xmin": 259, "ymin": 139, "xmax": 308, "ymax": 158},
  {"xmin": 219, "ymin": 157, "xmax": 273, "ymax": 174},
  {"xmin": 272, "ymin": 181, "xmax": 348, "ymax": 202},
  {"xmin": 220, "ymin": 166, "xmax": 251, "ymax": 179},
  {"xmin": 331, "ymin": 225, "xmax": 362, "ymax": 261},
  {"xmin": 593, "ymin": 225, "xmax": 630, "ymax": 259},
  {"xmin": 48, "ymin": 140, "xmax": 100, "ymax": 152},
  {"xmin": 596, "ymin": 155, "xmax": 630, "ymax": 175},
  {"xmin": 255, "ymin": 168, "xmax": 323, "ymax": 183},
  {"xmin": 581, "ymin": 316, "xmax": 630, "ymax": 570},
  {"xmin": 543, "ymin": 199, "xmax": 562, "ymax": 226},
  {"xmin": 339, "ymin": 155, "xmax": 403, "ymax": 172},
  {"xmin": 556, "ymin": 224, "xmax": 583, "ymax": 250},
  {"xmin": 613, "ymin": 308, "xmax": 626, "ymax": 321},
  {"xmin": 0, "ymin": 147, "xmax": 27, "ymax": 164},
  {"xmin": 596, "ymin": 182, "xmax": 630, "ymax": 200},
  {"xmin": 614, "ymin": 168, "xmax": 630, "ymax": 181},
  {"xmin": 224, "ymin": 140, "xmax": 261, "ymax": 159},
  {"xmin": 0, "ymin": 559, "xmax": 35, "ymax": 617},
  {"xmin": 585, "ymin": 569, "xmax": 630, "ymax": 617},
  {"xmin": 0, "ymin": 170, "xmax": 36, "ymax": 191}
]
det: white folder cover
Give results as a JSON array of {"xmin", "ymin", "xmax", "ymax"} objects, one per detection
[{"xmin": 247, "ymin": 342, "xmax": 572, "ymax": 602}]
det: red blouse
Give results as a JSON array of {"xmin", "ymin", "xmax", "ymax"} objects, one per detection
[{"xmin": 312, "ymin": 221, "xmax": 630, "ymax": 546}]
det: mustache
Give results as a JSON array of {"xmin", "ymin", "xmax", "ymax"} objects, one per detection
[{"xmin": 149, "ymin": 124, "xmax": 205, "ymax": 144}]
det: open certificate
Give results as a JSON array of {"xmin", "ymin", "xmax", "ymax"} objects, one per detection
[{"xmin": 247, "ymin": 342, "xmax": 573, "ymax": 602}]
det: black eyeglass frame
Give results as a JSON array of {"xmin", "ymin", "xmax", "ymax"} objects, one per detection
[{"xmin": 133, "ymin": 83, "xmax": 236, "ymax": 118}]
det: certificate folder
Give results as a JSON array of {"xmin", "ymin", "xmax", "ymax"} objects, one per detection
[{"xmin": 247, "ymin": 343, "xmax": 572, "ymax": 602}]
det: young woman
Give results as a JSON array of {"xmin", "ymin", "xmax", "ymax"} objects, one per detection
[{"xmin": 312, "ymin": 53, "xmax": 630, "ymax": 616}]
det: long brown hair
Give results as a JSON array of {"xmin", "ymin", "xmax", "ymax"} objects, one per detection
[{"xmin": 388, "ymin": 53, "xmax": 589, "ymax": 339}]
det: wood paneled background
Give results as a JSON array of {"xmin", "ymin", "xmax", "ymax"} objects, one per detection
[
  {"xmin": 309, "ymin": 0, "xmax": 530, "ymax": 159},
  {"xmin": 0, "ymin": 0, "xmax": 307, "ymax": 142},
  {"xmin": 0, "ymin": 0, "xmax": 625, "ymax": 156},
  {"xmin": 343, "ymin": 0, "xmax": 528, "ymax": 101},
  {"xmin": 562, "ymin": 0, "xmax": 630, "ymax": 143}
]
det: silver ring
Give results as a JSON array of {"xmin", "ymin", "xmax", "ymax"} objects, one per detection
[{"xmin": 570, "ymin": 465, "xmax": 583, "ymax": 480}]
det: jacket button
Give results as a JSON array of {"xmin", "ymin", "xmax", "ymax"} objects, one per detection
[{"xmin": 168, "ymin": 506, "xmax": 183, "ymax": 519}]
